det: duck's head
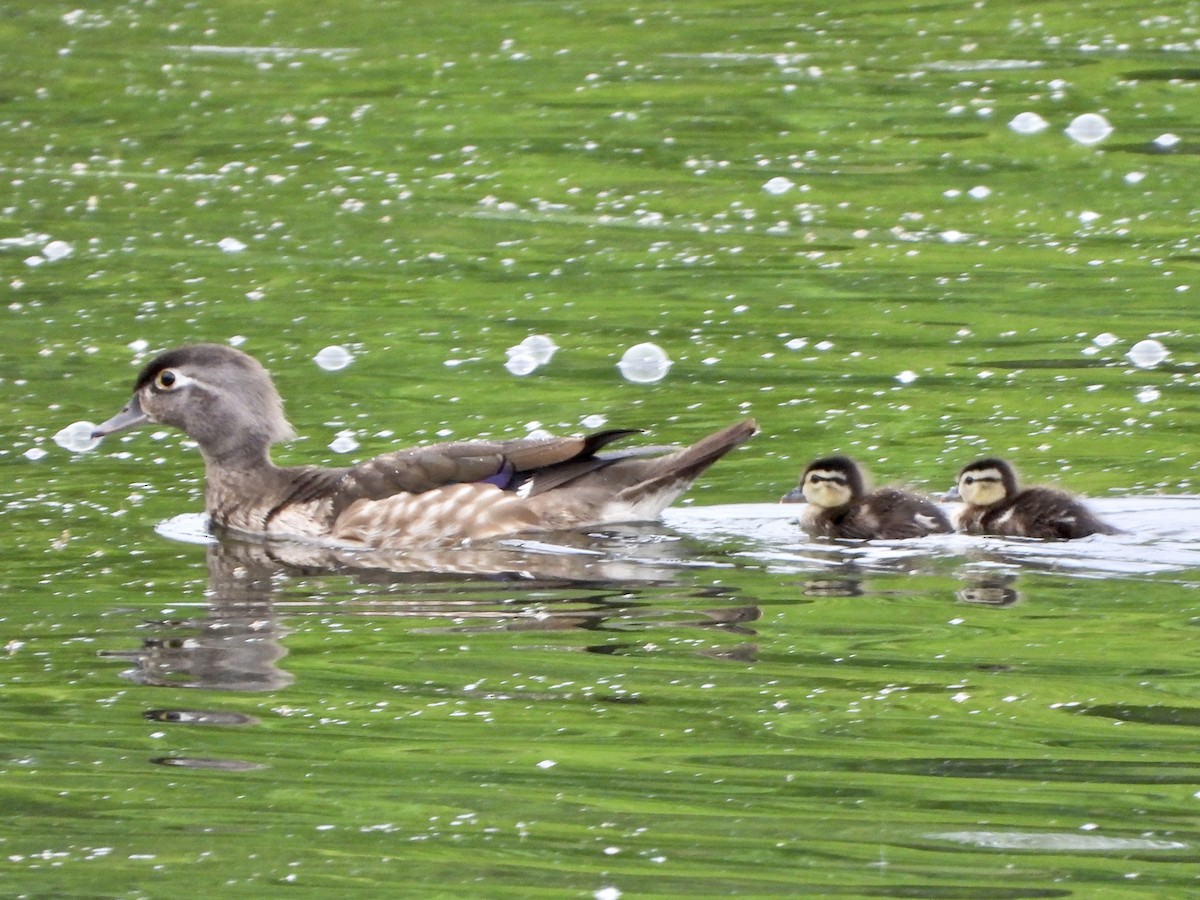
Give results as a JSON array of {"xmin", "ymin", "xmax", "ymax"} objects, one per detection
[
  {"xmin": 956, "ymin": 457, "xmax": 1018, "ymax": 508},
  {"xmin": 92, "ymin": 344, "xmax": 295, "ymax": 462},
  {"xmin": 782, "ymin": 455, "xmax": 865, "ymax": 509}
]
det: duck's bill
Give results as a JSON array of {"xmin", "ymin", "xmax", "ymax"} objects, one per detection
[
  {"xmin": 779, "ymin": 486, "xmax": 806, "ymax": 504},
  {"xmin": 92, "ymin": 396, "xmax": 148, "ymax": 439}
]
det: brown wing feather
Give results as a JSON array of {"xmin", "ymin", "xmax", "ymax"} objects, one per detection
[{"xmin": 330, "ymin": 429, "xmax": 644, "ymax": 503}]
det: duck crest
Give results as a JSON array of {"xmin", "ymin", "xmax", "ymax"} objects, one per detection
[{"xmin": 92, "ymin": 344, "xmax": 757, "ymax": 549}]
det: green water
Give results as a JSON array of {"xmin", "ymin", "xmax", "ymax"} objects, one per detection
[{"xmin": 4, "ymin": 0, "xmax": 1200, "ymax": 895}]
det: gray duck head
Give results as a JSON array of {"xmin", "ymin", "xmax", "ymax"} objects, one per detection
[{"xmin": 93, "ymin": 343, "xmax": 296, "ymax": 463}]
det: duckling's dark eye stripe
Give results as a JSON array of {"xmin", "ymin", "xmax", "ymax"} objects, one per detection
[{"xmin": 808, "ymin": 474, "xmax": 848, "ymax": 485}]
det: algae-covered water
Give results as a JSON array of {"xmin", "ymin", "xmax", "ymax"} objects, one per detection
[{"xmin": 4, "ymin": 1, "xmax": 1200, "ymax": 895}]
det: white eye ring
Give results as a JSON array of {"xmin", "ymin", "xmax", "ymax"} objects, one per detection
[{"xmin": 153, "ymin": 369, "xmax": 195, "ymax": 391}]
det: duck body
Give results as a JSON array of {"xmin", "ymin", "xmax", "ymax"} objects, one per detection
[
  {"xmin": 782, "ymin": 455, "xmax": 951, "ymax": 540},
  {"xmin": 954, "ymin": 457, "xmax": 1118, "ymax": 540},
  {"xmin": 92, "ymin": 344, "xmax": 757, "ymax": 549}
]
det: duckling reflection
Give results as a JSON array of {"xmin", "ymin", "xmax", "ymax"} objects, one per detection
[{"xmin": 956, "ymin": 572, "xmax": 1021, "ymax": 607}]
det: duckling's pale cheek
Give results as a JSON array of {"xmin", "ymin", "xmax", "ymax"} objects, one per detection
[
  {"xmin": 960, "ymin": 481, "xmax": 1005, "ymax": 506},
  {"xmin": 803, "ymin": 482, "xmax": 846, "ymax": 508}
]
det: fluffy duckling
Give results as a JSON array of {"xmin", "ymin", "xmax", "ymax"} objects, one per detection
[
  {"xmin": 91, "ymin": 344, "xmax": 757, "ymax": 549},
  {"xmin": 954, "ymin": 457, "xmax": 1117, "ymax": 540},
  {"xmin": 781, "ymin": 455, "xmax": 951, "ymax": 540}
]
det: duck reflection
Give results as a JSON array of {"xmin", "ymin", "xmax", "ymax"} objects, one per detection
[{"xmin": 101, "ymin": 526, "xmax": 762, "ymax": 694}]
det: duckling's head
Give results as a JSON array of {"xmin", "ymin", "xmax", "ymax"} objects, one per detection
[
  {"xmin": 956, "ymin": 457, "xmax": 1018, "ymax": 508},
  {"xmin": 788, "ymin": 456, "xmax": 866, "ymax": 510},
  {"xmin": 92, "ymin": 344, "xmax": 295, "ymax": 462}
]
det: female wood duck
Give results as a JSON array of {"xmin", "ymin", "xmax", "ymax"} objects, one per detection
[
  {"xmin": 91, "ymin": 344, "xmax": 757, "ymax": 548},
  {"xmin": 781, "ymin": 455, "xmax": 951, "ymax": 540},
  {"xmin": 953, "ymin": 457, "xmax": 1118, "ymax": 540}
]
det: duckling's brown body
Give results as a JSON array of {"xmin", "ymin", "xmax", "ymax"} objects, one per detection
[
  {"xmin": 954, "ymin": 458, "xmax": 1117, "ymax": 540},
  {"xmin": 92, "ymin": 344, "xmax": 757, "ymax": 548},
  {"xmin": 782, "ymin": 456, "xmax": 951, "ymax": 541}
]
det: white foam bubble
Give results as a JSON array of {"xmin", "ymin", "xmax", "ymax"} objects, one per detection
[
  {"xmin": 617, "ymin": 342, "xmax": 672, "ymax": 383},
  {"xmin": 1008, "ymin": 111, "xmax": 1049, "ymax": 135},
  {"xmin": 314, "ymin": 345, "xmax": 353, "ymax": 371},
  {"xmin": 1127, "ymin": 339, "xmax": 1168, "ymax": 369},
  {"xmin": 42, "ymin": 240, "xmax": 73, "ymax": 260},
  {"xmin": 1065, "ymin": 113, "xmax": 1112, "ymax": 145},
  {"xmin": 53, "ymin": 420, "xmax": 100, "ymax": 453},
  {"xmin": 217, "ymin": 236, "xmax": 247, "ymax": 253}
]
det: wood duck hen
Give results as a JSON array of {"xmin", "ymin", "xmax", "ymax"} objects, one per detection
[
  {"xmin": 91, "ymin": 344, "xmax": 756, "ymax": 549},
  {"xmin": 781, "ymin": 455, "xmax": 951, "ymax": 540},
  {"xmin": 953, "ymin": 457, "xmax": 1118, "ymax": 540}
]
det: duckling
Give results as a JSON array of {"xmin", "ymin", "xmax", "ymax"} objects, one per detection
[
  {"xmin": 953, "ymin": 457, "xmax": 1117, "ymax": 540},
  {"xmin": 781, "ymin": 455, "xmax": 951, "ymax": 540},
  {"xmin": 91, "ymin": 344, "xmax": 757, "ymax": 548}
]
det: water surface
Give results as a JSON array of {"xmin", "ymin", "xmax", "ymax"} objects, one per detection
[{"xmin": 4, "ymin": 1, "xmax": 1200, "ymax": 895}]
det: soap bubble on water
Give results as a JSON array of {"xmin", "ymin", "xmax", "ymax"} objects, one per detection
[
  {"xmin": 314, "ymin": 345, "xmax": 353, "ymax": 371},
  {"xmin": 1127, "ymin": 339, "xmax": 1168, "ymax": 369},
  {"xmin": 54, "ymin": 420, "xmax": 100, "ymax": 453},
  {"xmin": 1008, "ymin": 112, "xmax": 1049, "ymax": 135},
  {"xmin": 617, "ymin": 342, "xmax": 672, "ymax": 384},
  {"xmin": 1065, "ymin": 113, "xmax": 1113, "ymax": 145},
  {"xmin": 1093, "ymin": 332, "xmax": 1119, "ymax": 348},
  {"xmin": 329, "ymin": 431, "xmax": 360, "ymax": 454}
]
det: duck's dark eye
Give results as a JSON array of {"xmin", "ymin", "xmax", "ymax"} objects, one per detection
[{"xmin": 155, "ymin": 369, "xmax": 178, "ymax": 390}]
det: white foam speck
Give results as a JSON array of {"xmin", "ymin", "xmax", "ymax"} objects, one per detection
[
  {"xmin": 1135, "ymin": 386, "xmax": 1160, "ymax": 403},
  {"xmin": 23, "ymin": 447, "xmax": 48, "ymax": 461},
  {"xmin": 1153, "ymin": 133, "xmax": 1181, "ymax": 150},
  {"xmin": 784, "ymin": 338, "xmax": 808, "ymax": 350},
  {"xmin": 1124, "ymin": 171, "xmax": 1146, "ymax": 185},
  {"xmin": 217, "ymin": 236, "xmax": 247, "ymax": 253},
  {"xmin": 895, "ymin": 370, "xmax": 918, "ymax": 385},
  {"xmin": 763, "ymin": 176, "xmax": 794, "ymax": 195},
  {"xmin": 536, "ymin": 759, "xmax": 556, "ymax": 769},
  {"xmin": 581, "ymin": 414, "xmax": 608, "ymax": 429},
  {"xmin": 967, "ymin": 185, "xmax": 991, "ymax": 200},
  {"xmin": 1093, "ymin": 332, "xmax": 1118, "ymax": 348},
  {"xmin": 329, "ymin": 431, "xmax": 360, "ymax": 454}
]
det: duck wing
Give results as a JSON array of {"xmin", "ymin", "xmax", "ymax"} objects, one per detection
[{"xmin": 331, "ymin": 429, "xmax": 643, "ymax": 503}]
